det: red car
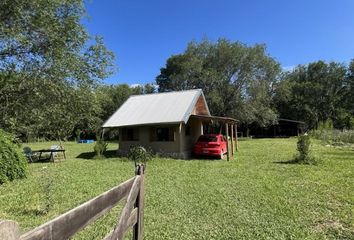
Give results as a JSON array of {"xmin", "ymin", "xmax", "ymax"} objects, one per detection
[{"xmin": 193, "ymin": 134, "xmax": 227, "ymax": 159}]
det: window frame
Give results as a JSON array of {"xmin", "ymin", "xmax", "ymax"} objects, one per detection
[
  {"xmin": 150, "ymin": 126, "xmax": 175, "ymax": 142},
  {"xmin": 121, "ymin": 127, "xmax": 139, "ymax": 141}
]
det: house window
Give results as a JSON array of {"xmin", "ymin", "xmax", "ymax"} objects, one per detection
[
  {"xmin": 150, "ymin": 127, "xmax": 175, "ymax": 142},
  {"xmin": 121, "ymin": 128, "xmax": 139, "ymax": 141}
]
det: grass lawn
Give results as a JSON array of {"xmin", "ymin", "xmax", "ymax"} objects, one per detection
[{"xmin": 0, "ymin": 138, "xmax": 353, "ymax": 239}]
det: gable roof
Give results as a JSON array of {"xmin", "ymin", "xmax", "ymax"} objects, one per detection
[{"xmin": 102, "ymin": 89, "xmax": 210, "ymax": 128}]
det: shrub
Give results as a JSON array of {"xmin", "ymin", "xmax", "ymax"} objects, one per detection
[
  {"xmin": 317, "ymin": 119, "xmax": 333, "ymax": 131},
  {"xmin": 93, "ymin": 139, "xmax": 108, "ymax": 158},
  {"xmin": 0, "ymin": 129, "xmax": 28, "ymax": 184},
  {"xmin": 128, "ymin": 146, "xmax": 153, "ymax": 165},
  {"xmin": 293, "ymin": 134, "xmax": 317, "ymax": 165},
  {"xmin": 75, "ymin": 129, "xmax": 81, "ymax": 142}
]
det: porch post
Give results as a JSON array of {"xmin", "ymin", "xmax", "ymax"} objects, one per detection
[
  {"xmin": 235, "ymin": 123, "xmax": 239, "ymax": 151},
  {"xmin": 101, "ymin": 128, "xmax": 106, "ymax": 141},
  {"xmin": 230, "ymin": 123, "xmax": 234, "ymax": 157},
  {"xmin": 225, "ymin": 123, "xmax": 230, "ymax": 161},
  {"xmin": 179, "ymin": 123, "xmax": 183, "ymax": 157}
]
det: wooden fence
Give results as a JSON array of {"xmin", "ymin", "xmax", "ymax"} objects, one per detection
[{"xmin": 0, "ymin": 165, "xmax": 145, "ymax": 240}]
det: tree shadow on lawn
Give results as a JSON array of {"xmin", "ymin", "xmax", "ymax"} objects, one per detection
[
  {"xmin": 76, "ymin": 150, "xmax": 118, "ymax": 160},
  {"xmin": 76, "ymin": 151, "xmax": 226, "ymax": 161},
  {"xmin": 273, "ymin": 159, "xmax": 301, "ymax": 164},
  {"xmin": 191, "ymin": 155, "xmax": 224, "ymax": 161}
]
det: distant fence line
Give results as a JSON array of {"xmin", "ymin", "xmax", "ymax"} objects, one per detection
[{"xmin": 0, "ymin": 165, "xmax": 145, "ymax": 240}]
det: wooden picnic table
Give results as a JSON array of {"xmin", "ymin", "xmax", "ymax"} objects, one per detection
[{"xmin": 33, "ymin": 149, "xmax": 66, "ymax": 162}]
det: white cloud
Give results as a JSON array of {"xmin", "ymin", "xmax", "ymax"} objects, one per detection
[
  {"xmin": 282, "ymin": 65, "xmax": 295, "ymax": 72},
  {"xmin": 129, "ymin": 83, "xmax": 143, "ymax": 88}
]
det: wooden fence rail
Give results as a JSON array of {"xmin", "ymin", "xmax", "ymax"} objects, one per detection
[{"xmin": 0, "ymin": 165, "xmax": 145, "ymax": 240}]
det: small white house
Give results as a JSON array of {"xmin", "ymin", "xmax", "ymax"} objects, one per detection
[{"xmin": 102, "ymin": 89, "xmax": 238, "ymax": 159}]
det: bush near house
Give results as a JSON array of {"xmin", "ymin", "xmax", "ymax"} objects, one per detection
[
  {"xmin": 93, "ymin": 139, "xmax": 108, "ymax": 158},
  {"xmin": 128, "ymin": 145, "xmax": 153, "ymax": 165},
  {"xmin": 0, "ymin": 129, "xmax": 27, "ymax": 184}
]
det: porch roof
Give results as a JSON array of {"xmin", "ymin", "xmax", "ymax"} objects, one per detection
[{"xmin": 190, "ymin": 114, "xmax": 238, "ymax": 124}]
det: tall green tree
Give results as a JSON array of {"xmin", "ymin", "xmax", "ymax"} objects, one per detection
[
  {"xmin": 274, "ymin": 61, "xmax": 350, "ymax": 129},
  {"xmin": 0, "ymin": 0, "xmax": 114, "ymax": 83},
  {"xmin": 156, "ymin": 39, "xmax": 280, "ymax": 127},
  {"xmin": 345, "ymin": 60, "xmax": 354, "ymax": 114},
  {"xmin": 0, "ymin": 0, "xmax": 115, "ymax": 140},
  {"xmin": 96, "ymin": 84, "xmax": 143, "ymax": 123}
]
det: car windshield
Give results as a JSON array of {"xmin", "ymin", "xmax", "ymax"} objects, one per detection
[{"xmin": 197, "ymin": 135, "xmax": 217, "ymax": 142}]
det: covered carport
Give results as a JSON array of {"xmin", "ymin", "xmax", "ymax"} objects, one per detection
[{"xmin": 190, "ymin": 115, "xmax": 239, "ymax": 161}]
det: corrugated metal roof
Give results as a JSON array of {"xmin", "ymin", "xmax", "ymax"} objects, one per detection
[{"xmin": 102, "ymin": 89, "xmax": 210, "ymax": 128}]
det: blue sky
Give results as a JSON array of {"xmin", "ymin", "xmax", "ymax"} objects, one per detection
[{"xmin": 83, "ymin": 0, "xmax": 354, "ymax": 85}]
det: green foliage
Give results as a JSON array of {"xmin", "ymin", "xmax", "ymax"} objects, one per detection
[
  {"xmin": 0, "ymin": 129, "xmax": 27, "ymax": 184},
  {"xmin": 0, "ymin": 0, "xmax": 115, "ymax": 141},
  {"xmin": 156, "ymin": 38, "xmax": 280, "ymax": 127},
  {"xmin": 311, "ymin": 129, "xmax": 354, "ymax": 144},
  {"xmin": 294, "ymin": 134, "xmax": 317, "ymax": 164},
  {"xmin": 127, "ymin": 145, "xmax": 153, "ymax": 164},
  {"xmin": 274, "ymin": 60, "xmax": 353, "ymax": 129},
  {"xmin": 96, "ymin": 84, "xmax": 143, "ymax": 123},
  {"xmin": 0, "ymin": 0, "xmax": 115, "ymax": 82},
  {"xmin": 75, "ymin": 129, "xmax": 82, "ymax": 141},
  {"xmin": 317, "ymin": 119, "xmax": 334, "ymax": 131},
  {"xmin": 93, "ymin": 139, "xmax": 108, "ymax": 158}
]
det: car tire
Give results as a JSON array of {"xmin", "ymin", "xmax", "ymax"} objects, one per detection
[{"xmin": 219, "ymin": 151, "xmax": 224, "ymax": 160}]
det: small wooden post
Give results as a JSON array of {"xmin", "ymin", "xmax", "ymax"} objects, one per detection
[
  {"xmin": 235, "ymin": 123, "xmax": 239, "ymax": 151},
  {"xmin": 178, "ymin": 123, "xmax": 183, "ymax": 157},
  {"xmin": 101, "ymin": 128, "xmax": 105, "ymax": 141},
  {"xmin": 0, "ymin": 220, "xmax": 19, "ymax": 240},
  {"xmin": 225, "ymin": 123, "xmax": 230, "ymax": 161},
  {"xmin": 230, "ymin": 123, "xmax": 234, "ymax": 157},
  {"xmin": 133, "ymin": 165, "xmax": 145, "ymax": 240}
]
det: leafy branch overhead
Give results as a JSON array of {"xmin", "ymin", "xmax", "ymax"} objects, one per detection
[
  {"xmin": 0, "ymin": 0, "xmax": 115, "ymax": 84},
  {"xmin": 0, "ymin": 0, "xmax": 115, "ymax": 140}
]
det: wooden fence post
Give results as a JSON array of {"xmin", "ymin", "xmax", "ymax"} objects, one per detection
[
  {"xmin": 0, "ymin": 220, "xmax": 19, "ymax": 240},
  {"xmin": 133, "ymin": 165, "xmax": 145, "ymax": 240}
]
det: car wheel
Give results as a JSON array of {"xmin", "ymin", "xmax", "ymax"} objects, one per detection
[{"xmin": 219, "ymin": 151, "xmax": 224, "ymax": 160}]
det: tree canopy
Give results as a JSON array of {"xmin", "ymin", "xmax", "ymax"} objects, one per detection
[
  {"xmin": 0, "ymin": 0, "xmax": 115, "ymax": 140},
  {"xmin": 274, "ymin": 60, "xmax": 354, "ymax": 129},
  {"xmin": 156, "ymin": 39, "xmax": 281, "ymax": 127},
  {"xmin": 0, "ymin": 0, "xmax": 114, "ymax": 84}
]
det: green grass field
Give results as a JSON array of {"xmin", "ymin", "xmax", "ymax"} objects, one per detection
[{"xmin": 0, "ymin": 139, "xmax": 353, "ymax": 239}]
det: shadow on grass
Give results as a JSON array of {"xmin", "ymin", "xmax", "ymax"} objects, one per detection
[
  {"xmin": 20, "ymin": 208, "xmax": 48, "ymax": 216},
  {"xmin": 273, "ymin": 159, "xmax": 300, "ymax": 164},
  {"xmin": 30, "ymin": 155, "xmax": 63, "ymax": 164},
  {"xmin": 274, "ymin": 158, "xmax": 319, "ymax": 165},
  {"xmin": 191, "ymin": 155, "xmax": 224, "ymax": 161},
  {"xmin": 76, "ymin": 151, "xmax": 227, "ymax": 161},
  {"xmin": 76, "ymin": 150, "xmax": 118, "ymax": 160}
]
